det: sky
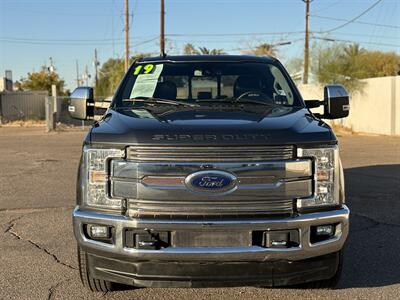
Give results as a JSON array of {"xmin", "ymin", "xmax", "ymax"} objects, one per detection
[{"xmin": 0, "ymin": 0, "xmax": 399, "ymax": 90}]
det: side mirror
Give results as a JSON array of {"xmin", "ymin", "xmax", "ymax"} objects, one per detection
[
  {"xmin": 323, "ymin": 84, "xmax": 350, "ymax": 119},
  {"xmin": 68, "ymin": 87, "xmax": 95, "ymax": 120}
]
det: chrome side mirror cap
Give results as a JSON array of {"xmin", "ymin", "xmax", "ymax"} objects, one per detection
[
  {"xmin": 323, "ymin": 84, "xmax": 350, "ymax": 119},
  {"xmin": 68, "ymin": 87, "xmax": 95, "ymax": 120}
]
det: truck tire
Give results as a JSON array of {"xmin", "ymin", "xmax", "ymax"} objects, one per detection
[
  {"xmin": 77, "ymin": 246, "xmax": 113, "ymax": 292},
  {"xmin": 303, "ymin": 250, "xmax": 343, "ymax": 289}
]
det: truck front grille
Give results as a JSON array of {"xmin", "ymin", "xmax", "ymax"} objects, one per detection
[
  {"xmin": 127, "ymin": 145, "xmax": 294, "ymax": 162},
  {"xmin": 116, "ymin": 145, "xmax": 310, "ymax": 219},
  {"xmin": 128, "ymin": 198, "xmax": 294, "ymax": 219}
]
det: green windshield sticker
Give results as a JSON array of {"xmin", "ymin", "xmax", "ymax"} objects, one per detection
[
  {"xmin": 130, "ymin": 64, "xmax": 164, "ymax": 98},
  {"xmin": 133, "ymin": 64, "xmax": 155, "ymax": 75}
]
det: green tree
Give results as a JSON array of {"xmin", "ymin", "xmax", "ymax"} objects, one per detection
[
  {"xmin": 18, "ymin": 66, "xmax": 66, "ymax": 95},
  {"xmin": 355, "ymin": 51, "xmax": 400, "ymax": 79},
  {"xmin": 286, "ymin": 57, "xmax": 304, "ymax": 81},
  {"xmin": 95, "ymin": 53, "xmax": 150, "ymax": 97},
  {"xmin": 183, "ymin": 43, "xmax": 198, "ymax": 55},
  {"xmin": 310, "ymin": 43, "xmax": 360, "ymax": 91},
  {"xmin": 197, "ymin": 47, "xmax": 226, "ymax": 55},
  {"xmin": 96, "ymin": 58, "xmax": 123, "ymax": 97},
  {"xmin": 311, "ymin": 43, "xmax": 400, "ymax": 92},
  {"xmin": 343, "ymin": 43, "xmax": 365, "ymax": 58},
  {"xmin": 182, "ymin": 43, "xmax": 226, "ymax": 55}
]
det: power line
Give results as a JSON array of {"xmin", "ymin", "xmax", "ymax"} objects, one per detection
[
  {"xmin": 7, "ymin": 6, "xmax": 158, "ymax": 17},
  {"xmin": 165, "ymin": 31, "xmax": 304, "ymax": 37},
  {"xmin": 0, "ymin": 36, "xmax": 158, "ymax": 46},
  {"xmin": 314, "ymin": 0, "xmax": 343, "ymax": 13},
  {"xmin": 0, "ymin": 35, "xmax": 157, "ymax": 43},
  {"xmin": 313, "ymin": 36, "xmax": 400, "ymax": 48},
  {"xmin": 314, "ymin": 32, "xmax": 400, "ymax": 40},
  {"xmin": 321, "ymin": 0, "xmax": 384, "ymax": 33},
  {"xmin": 311, "ymin": 14, "xmax": 400, "ymax": 29},
  {"xmin": 0, "ymin": 39, "xmax": 126, "ymax": 46},
  {"xmin": 0, "ymin": 31, "xmax": 305, "ymax": 43},
  {"xmin": 225, "ymin": 39, "xmax": 303, "ymax": 52}
]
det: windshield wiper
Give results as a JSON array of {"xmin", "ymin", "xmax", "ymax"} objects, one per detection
[
  {"xmin": 122, "ymin": 97, "xmax": 199, "ymax": 108},
  {"xmin": 196, "ymin": 98, "xmax": 276, "ymax": 106},
  {"xmin": 233, "ymin": 98, "xmax": 275, "ymax": 106}
]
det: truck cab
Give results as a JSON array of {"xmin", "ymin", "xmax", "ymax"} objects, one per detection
[{"xmin": 69, "ymin": 55, "xmax": 350, "ymax": 291}]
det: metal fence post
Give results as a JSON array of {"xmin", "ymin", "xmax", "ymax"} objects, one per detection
[
  {"xmin": 51, "ymin": 84, "xmax": 61, "ymax": 123},
  {"xmin": 45, "ymin": 96, "xmax": 56, "ymax": 132}
]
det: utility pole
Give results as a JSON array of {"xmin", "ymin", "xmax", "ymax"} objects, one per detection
[
  {"xmin": 112, "ymin": 0, "xmax": 115, "ymax": 57},
  {"xmin": 160, "ymin": 0, "xmax": 165, "ymax": 56},
  {"xmin": 303, "ymin": 0, "xmax": 310, "ymax": 84},
  {"xmin": 83, "ymin": 65, "xmax": 90, "ymax": 86},
  {"xmin": 93, "ymin": 48, "xmax": 99, "ymax": 89},
  {"xmin": 76, "ymin": 60, "xmax": 80, "ymax": 87},
  {"xmin": 124, "ymin": 0, "xmax": 129, "ymax": 72}
]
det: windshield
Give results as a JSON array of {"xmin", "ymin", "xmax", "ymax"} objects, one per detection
[{"xmin": 114, "ymin": 61, "xmax": 302, "ymax": 108}]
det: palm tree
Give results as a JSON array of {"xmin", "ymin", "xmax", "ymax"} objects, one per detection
[
  {"xmin": 246, "ymin": 43, "xmax": 277, "ymax": 57},
  {"xmin": 183, "ymin": 43, "xmax": 198, "ymax": 55},
  {"xmin": 198, "ymin": 47, "xmax": 226, "ymax": 55},
  {"xmin": 182, "ymin": 44, "xmax": 226, "ymax": 55},
  {"xmin": 344, "ymin": 43, "xmax": 365, "ymax": 58},
  {"xmin": 342, "ymin": 43, "xmax": 366, "ymax": 81}
]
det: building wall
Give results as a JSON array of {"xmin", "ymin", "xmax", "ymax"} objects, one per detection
[
  {"xmin": 298, "ymin": 76, "xmax": 400, "ymax": 136},
  {"xmin": 0, "ymin": 77, "xmax": 13, "ymax": 92},
  {"xmin": 0, "ymin": 78, "xmax": 5, "ymax": 92}
]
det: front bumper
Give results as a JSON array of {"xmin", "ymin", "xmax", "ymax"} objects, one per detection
[{"xmin": 73, "ymin": 205, "xmax": 349, "ymax": 286}]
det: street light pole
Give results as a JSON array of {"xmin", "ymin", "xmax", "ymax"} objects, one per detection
[
  {"xmin": 94, "ymin": 48, "xmax": 99, "ymax": 89},
  {"xmin": 75, "ymin": 60, "xmax": 80, "ymax": 87}
]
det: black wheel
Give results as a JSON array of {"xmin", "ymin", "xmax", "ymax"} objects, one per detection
[
  {"xmin": 77, "ymin": 246, "xmax": 114, "ymax": 292},
  {"xmin": 303, "ymin": 250, "xmax": 343, "ymax": 289}
]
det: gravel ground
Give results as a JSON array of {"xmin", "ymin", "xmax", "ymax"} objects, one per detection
[{"xmin": 0, "ymin": 127, "xmax": 399, "ymax": 300}]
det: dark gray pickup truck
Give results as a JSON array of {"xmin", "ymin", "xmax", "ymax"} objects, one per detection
[{"xmin": 68, "ymin": 55, "xmax": 350, "ymax": 292}]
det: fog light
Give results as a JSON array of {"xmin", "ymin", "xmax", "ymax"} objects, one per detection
[
  {"xmin": 315, "ymin": 225, "xmax": 334, "ymax": 236},
  {"xmin": 87, "ymin": 224, "xmax": 110, "ymax": 239}
]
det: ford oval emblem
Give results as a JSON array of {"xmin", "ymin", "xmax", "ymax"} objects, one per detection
[{"xmin": 185, "ymin": 170, "xmax": 237, "ymax": 195}]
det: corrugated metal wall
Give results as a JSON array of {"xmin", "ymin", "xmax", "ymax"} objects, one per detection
[{"xmin": 0, "ymin": 91, "xmax": 48, "ymax": 122}]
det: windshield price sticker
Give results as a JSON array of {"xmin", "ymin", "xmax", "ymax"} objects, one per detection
[
  {"xmin": 133, "ymin": 64, "xmax": 155, "ymax": 75},
  {"xmin": 130, "ymin": 64, "xmax": 164, "ymax": 98}
]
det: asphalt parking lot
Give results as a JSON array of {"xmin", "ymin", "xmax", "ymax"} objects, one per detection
[{"xmin": 1, "ymin": 127, "xmax": 399, "ymax": 300}]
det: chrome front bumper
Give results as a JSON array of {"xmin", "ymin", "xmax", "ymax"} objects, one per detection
[{"xmin": 73, "ymin": 205, "xmax": 349, "ymax": 262}]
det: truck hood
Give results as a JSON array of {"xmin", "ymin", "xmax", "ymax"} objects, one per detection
[{"xmin": 89, "ymin": 106, "xmax": 334, "ymax": 146}]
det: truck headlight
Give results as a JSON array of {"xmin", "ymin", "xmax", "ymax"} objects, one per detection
[
  {"xmin": 83, "ymin": 147, "xmax": 124, "ymax": 209},
  {"xmin": 297, "ymin": 146, "xmax": 340, "ymax": 209}
]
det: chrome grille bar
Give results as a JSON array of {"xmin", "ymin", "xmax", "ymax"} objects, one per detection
[
  {"xmin": 128, "ymin": 199, "xmax": 293, "ymax": 218},
  {"xmin": 127, "ymin": 145, "xmax": 294, "ymax": 162}
]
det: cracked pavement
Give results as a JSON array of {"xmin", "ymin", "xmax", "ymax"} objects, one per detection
[{"xmin": 0, "ymin": 127, "xmax": 399, "ymax": 299}]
